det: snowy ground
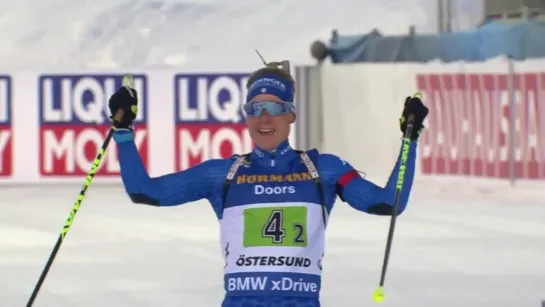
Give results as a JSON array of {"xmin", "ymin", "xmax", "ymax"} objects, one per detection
[{"xmin": 1, "ymin": 181, "xmax": 544, "ymax": 307}]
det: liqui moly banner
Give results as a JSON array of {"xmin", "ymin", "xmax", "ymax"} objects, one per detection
[
  {"xmin": 38, "ymin": 74, "xmax": 149, "ymax": 177},
  {"xmin": 0, "ymin": 69, "xmax": 297, "ymax": 183},
  {"xmin": 0, "ymin": 75, "xmax": 12, "ymax": 177},
  {"xmin": 318, "ymin": 58, "xmax": 545, "ymax": 181},
  {"xmin": 174, "ymin": 73, "xmax": 252, "ymax": 171}
]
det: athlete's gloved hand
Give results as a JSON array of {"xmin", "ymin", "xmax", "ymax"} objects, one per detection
[
  {"xmin": 399, "ymin": 95, "xmax": 429, "ymax": 140},
  {"xmin": 108, "ymin": 87, "xmax": 138, "ymax": 130}
]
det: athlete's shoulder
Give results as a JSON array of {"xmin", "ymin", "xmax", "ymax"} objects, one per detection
[
  {"xmin": 229, "ymin": 153, "xmax": 249, "ymax": 160},
  {"xmin": 194, "ymin": 156, "xmax": 239, "ymax": 179},
  {"xmin": 312, "ymin": 151, "xmax": 356, "ymax": 183},
  {"xmin": 226, "ymin": 153, "xmax": 252, "ymax": 164},
  {"xmin": 299, "ymin": 148, "xmax": 352, "ymax": 169}
]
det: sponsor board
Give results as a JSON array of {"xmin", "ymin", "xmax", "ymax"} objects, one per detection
[
  {"xmin": 319, "ymin": 59, "xmax": 545, "ymax": 180},
  {"xmin": 174, "ymin": 73, "xmax": 252, "ymax": 170},
  {"xmin": 38, "ymin": 74, "xmax": 149, "ymax": 176},
  {"xmin": 1, "ymin": 61, "xmax": 544, "ymax": 183},
  {"xmin": 417, "ymin": 72, "xmax": 545, "ymax": 179},
  {"xmin": 0, "ymin": 76, "xmax": 12, "ymax": 177}
]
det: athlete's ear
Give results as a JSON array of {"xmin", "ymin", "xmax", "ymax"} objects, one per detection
[{"xmin": 289, "ymin": 112, "xmax": 296, "ymax": 124}]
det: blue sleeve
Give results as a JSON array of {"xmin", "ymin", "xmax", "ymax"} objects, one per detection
[
  {"xmin": 317, "ymin": 139, "xmax": 417, "ymax": 215},
  {"xmin": 113, "ymin": 130, "xmax": 230, "ymax": 209}
]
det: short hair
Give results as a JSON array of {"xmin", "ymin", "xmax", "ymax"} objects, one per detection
[{"xmin": 246, "ymin": 64, "xmax": 296, "ymax": 91}]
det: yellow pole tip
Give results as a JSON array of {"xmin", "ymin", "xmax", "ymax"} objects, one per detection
[{"xmin": 373, "ymin": 288, "xmax": 384, "ymax": 302}]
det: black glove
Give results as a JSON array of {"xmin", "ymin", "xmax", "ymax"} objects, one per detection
[
  {"xmin": 399, "ymin": 95, "xmax": 429, "ymax": 140},
  {"xmin": 108, "ymin": 87, "xmax": 138, "ymax": 129}
]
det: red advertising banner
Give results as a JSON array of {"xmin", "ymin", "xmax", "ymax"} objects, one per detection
[{"xmin": 417, "ymin": 73, "xmax": 545, "ymax": 179}]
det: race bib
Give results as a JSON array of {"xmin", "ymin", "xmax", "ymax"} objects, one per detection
[{"xmin": 243, "ymin": 206, "xmax": 308, "ymax": 247}]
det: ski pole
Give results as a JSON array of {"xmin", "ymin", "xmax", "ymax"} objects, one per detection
[
  {"xmin": 373, "ymin": 92, "xmax": 421, "ymax": 303},
  {"xmin": 25, "ymin": 75, "xmax": 135, "ymax": 307}
]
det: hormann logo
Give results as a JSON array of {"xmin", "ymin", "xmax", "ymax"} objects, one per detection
[{"xmin": 237, "ymin": 173, "xmax": 312, "ymax": 184}]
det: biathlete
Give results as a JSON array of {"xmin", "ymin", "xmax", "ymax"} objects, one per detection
[{"xmin": 108, "ymin": 61, "xmax": 429, "ymax": 307}]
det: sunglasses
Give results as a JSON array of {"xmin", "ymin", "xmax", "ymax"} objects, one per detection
[{"xmin": 243, "ymin": 101, "xmax": 294, "ymax": 117}]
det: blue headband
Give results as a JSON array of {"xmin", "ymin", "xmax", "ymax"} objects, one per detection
[{"xmin": 246, "ymin": 72, "xmax": 294, "ymax": 102}]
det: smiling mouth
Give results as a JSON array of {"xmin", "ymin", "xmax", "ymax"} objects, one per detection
[{"xmin": 258, "ymin": 128, "xmax": 276, "ymax": 136}]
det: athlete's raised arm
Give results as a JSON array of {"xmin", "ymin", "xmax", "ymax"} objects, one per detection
[
  {"xmin": 107, "ymin": 86, "xmax": 231, "ymax": 208},
  {"xmin": 318, "ymin": 96, "xmax": 428, "ymax": 215}
]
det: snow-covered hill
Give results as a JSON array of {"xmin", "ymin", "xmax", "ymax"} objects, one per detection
[{"xmin": 0, "ymin": 0, "xmax": 483, "ymax": 70}]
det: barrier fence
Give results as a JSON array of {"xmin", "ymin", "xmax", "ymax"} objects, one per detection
[
  {"xmin": 1, "ymin": 57, "xmax": 543, "ymax": 184},
  {"xmin": 308, "ymin": 57, "xmax": 545, "ymax": 184}
]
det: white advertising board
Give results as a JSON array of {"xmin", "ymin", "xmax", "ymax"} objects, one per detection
[{"xmin": 0, "ymin": 70, "xmax": 296, "ymax": 183}]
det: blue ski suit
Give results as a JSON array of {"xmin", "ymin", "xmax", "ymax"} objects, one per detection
[{"xmin": 113, "ymin": 130, "xmax": 417, "ymax": 307}]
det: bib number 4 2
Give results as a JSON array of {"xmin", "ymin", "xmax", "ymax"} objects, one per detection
[
  {"xmin": 262, "ymin": 210, "xmax": 305, "ymax": 244},
  {"xmin": 244, "ymin": 206, "xmax": 308, "ymax": 247}
]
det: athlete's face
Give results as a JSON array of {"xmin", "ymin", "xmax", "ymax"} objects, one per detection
[{"xmin": 246, "ymin": 94, "xmax": 295, "ymax": 151}]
